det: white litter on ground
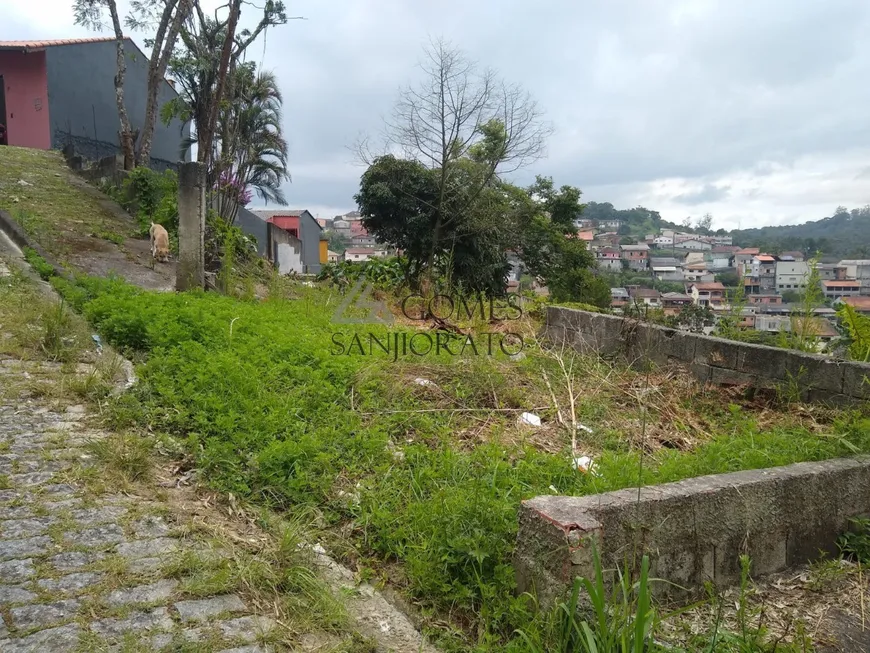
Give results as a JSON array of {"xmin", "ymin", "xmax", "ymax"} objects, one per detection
[{"xmin": 518, "ymin": 412, "xmax": 542, "ymax": 427}]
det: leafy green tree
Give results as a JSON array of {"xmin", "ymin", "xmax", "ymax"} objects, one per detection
[
  {"xmin": 163, "ymin": 0, "xmax": 290, "ymax": 175},
  {"xmin": 326, "ymin": 230, "xmax": 351, "ymax": 255},
  {"xmin": 213, "ymin": 66, "xmax": 289, "ymax": 221},
  {"xmin": 666, "ymin": 303, "xmax": 713, "ymax": 333},
  {"xmin": 355, "ymin": 155, "xmax": 439, "ymax": 287},
  {"xmin": 360, "ymin": 39, "xmax": 551, "ymax": 284},
  {"xmin": 519, "ymin": 182, "xmax": 609, "ymax": 308}
]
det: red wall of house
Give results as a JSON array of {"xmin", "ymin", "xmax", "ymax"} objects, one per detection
[
  {"xmin": 0, "ymin": 50, "xmax": 50, "ymax": 149},
  {"xmin": 268, "ymin": 216, "xmax": 300, "ymax": 237}
]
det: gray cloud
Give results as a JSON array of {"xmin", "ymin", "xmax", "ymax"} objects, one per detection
[
  {"xmin": 672, "ymin": 184, "xmax": 731, "ymax": 205},
  {"xmin": 5, "ymin": 0, "xmax": 869, "ymax": 225}
]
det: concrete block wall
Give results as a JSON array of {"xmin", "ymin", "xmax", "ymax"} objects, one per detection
[
  {"xmin": 547, "ymin": 306, "xmax": 870, "ymax": 405},
  {"xmin": 515, "ymin": 457, "xmax": 870, "ymax": 608}
]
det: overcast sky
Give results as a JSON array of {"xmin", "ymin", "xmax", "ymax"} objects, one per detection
[{"xmin": 5, "ymin": 0, "xmax": 870, "ymax": 230}]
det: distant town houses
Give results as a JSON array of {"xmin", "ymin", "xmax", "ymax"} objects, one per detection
[
  {"xmin": 343, "ymin": 248, "xmax": 388, "ymax": 262},
  {"xmin": 620, "ymin": 243, "xmax": 650, "ymax": 271}
]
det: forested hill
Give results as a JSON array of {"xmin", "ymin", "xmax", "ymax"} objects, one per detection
[
  {"xmin": 731, "ymin": 206, "xmax": 870, "ymax": 259},
  {"xmin": 581, "ymin": 202, "xmax": 684, "ymax": 235}
]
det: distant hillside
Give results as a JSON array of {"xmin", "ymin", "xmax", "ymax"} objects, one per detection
[
  {"xmin": 581, "ymin": 202, "xmax": 683, "ymax": 235},
  {"xmin": 732, "ymin": 206, "xmax": 870, "ymax": 259}
]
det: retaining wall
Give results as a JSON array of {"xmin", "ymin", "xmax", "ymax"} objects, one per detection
[
  {"xmin": 515, "ymin": 457, "xmax": 870, "ymax": 608},
  {"xmin": 547, "ymin": 306, "xmax": 870, "ymax": 405}
]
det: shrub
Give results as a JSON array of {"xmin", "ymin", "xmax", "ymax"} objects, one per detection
[{"xmin": 120, "ymin": 167, "xmax": 179, "ymax": 235}]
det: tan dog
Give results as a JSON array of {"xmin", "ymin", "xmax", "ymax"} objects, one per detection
[{"xmin": 149, "ymin": 222, "xmax": 170, "ymax": 267}]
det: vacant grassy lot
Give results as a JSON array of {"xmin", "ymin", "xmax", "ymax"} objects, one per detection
[{"xmin": 46, "ymin": 273, "xmax": 870, "ymax": 651}]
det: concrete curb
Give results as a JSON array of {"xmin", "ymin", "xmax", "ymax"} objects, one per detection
[
  {"xmin": 0, "ymin": 208, "xmax": 73, "ymax": 281},
  {"xmin": 515, "ymin": 456, "xmax": 870, "ymax": 609}
]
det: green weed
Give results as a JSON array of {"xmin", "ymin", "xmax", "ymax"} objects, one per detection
[
  {"xmin": 839, "ymin": 518, "xmax": 870, "ymax": 563},
  {"xmin": 51, "ymin": 275, "xmax": 868, "ymax": 650},
  {"xmin": 22, "ymin": 247, "xmax": 56, "ymax": 280},
  {"xmin": 514, "ymin": 546, "xmax": 657, "ymax": 652}
]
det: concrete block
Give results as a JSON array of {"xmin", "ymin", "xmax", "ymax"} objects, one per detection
[
  {"xmin": 784, "ymin": 355, "xmax": 845, "ymax": 394},
  {"xmin": 693, "ymin": 336, "xmax": 742, "ymax": 370},
  {"xmin": 737, "ymin": 344, "xmax": 790, "ymax": 381},
  {"xmin": 660, "ymin": 328, "xmax": 696, "ymax": 364},
  {"xmin": 515, "ymin": 457, "xmax": 870, "ymax": 609},
  {"xmin": 709, "ymin": 366, "xmax": 757, "ymax": 387},
  {"xmin": 177, "ymin": 162, "xmax": 206, "ymax": 291},
  {"xmin": 689, "ymin": 363, "xmax": 712, "ymax": 384},
  {"xmin": 842, "ymin": 365, "xmax": 870, "ymax": 400}
]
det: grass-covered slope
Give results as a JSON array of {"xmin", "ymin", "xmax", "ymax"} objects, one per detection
[
  {"xmin": 53, "ymin": 275, "xmax": 870, "ymax": 651},
  {"xmin": 0, "ymin": 145, "xmax": 173, "ymax": 289}
]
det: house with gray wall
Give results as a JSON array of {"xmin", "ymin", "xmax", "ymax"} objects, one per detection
[
  {"xmin": 0, "ymin": 36, "xmax": 189, "ymax": 169},
  {"xmin": 250, "ymin": 209, "xmax": 325, "ymax": 274}
]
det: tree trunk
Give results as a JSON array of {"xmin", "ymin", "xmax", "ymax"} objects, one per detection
[
  {"xmin": 137, "ymin": 0, "xmax": 188, "ymax": 167},
  {"xmin": 199, "ymin": 0, "xmax": 241, "ymax": 169},
  {"xmin": 108, "ymin": 0, "xmax": 134, "ymax": 170}
]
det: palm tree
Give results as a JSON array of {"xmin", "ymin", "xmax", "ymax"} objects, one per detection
[
  {"xmin": 166, "ymin": 52, "xmax": 290, "ymax": 223},
  {"xmin": 213, "ymin": 66, "xmax": 290, "ymax": 222}
]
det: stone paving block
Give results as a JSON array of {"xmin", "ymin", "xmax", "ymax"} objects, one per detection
[
  {"xmin": 149, "ymin": 628, "xmax": 202, "ymax": 649},
  {"xmin": 43, "ymin": 498, "xmax": 82, "ymax": 512},
  {"xmin": 48, "ymin": 551, "xmax": 105, "ymax": 572},
  {"xmin": 9, "ymin": 472, "xmax": 56, "ymax": 487},
  {"xmin": 64, "ymin": 523, "xmax": 126, "ymax": 547},
  {"xmin": 0, "ymin": 623, "xmax": 82, "ymax": 653},
  {"xmin": 175, "ymin": 594, "xmax": 247, "ymax": 623},
  {"xmin": 0, "ymin": 558, "xmax": 36, "ymax": 583},
  {"xmin": 91, "ymin": 607, "xmax": 174, "ymax": 638},
  {"xmin": 69, "ymin": 506, "xmax": 127, "ymax": 526},
  {"xmin": 39, "ymin": 484, "xmax": 77, "ymax": 496},
  {"xmin": 0, "ymin": 460, "xmax": 41, "ymax": 474},
  {"xmin": 0, "ymin": 516, "xmax": 57, "ymax": 538},
  {"xmin": 0, "ymin": 584, "xmax": 38, "ymax": 603},
  {"xmin": 106, "ymin": 579, "xmax": 178, "ymax": 607},
  {"xmin": 217, "ymin": 645, "xmax": 273, "ymax": 653},
  {"xmin": 38, "ymin": 571, "xmax": 105, "ymax": 595},
  {"xmin": 127, "ymin": 556, "xmax": 163, "ymax": 574},
  {"xmin": 10, "ymin": 599, "xmax": 80, "ymax": 630},
  {"xmin": 116, "ymin": 537, "xmax": 179, "ymax": 559},
  {"xmin": 0, "ymin": 535, "xmax": 51, "ymax": 560},
  {"xmin": 0, "ymin": 505, "xmax": 34, "ymax": 520},
  {"xmin": 132, "ymin": 516, "xmax": 171, "ymax": 538},
  {"xmin": 217, "ymin": 616, "xmax": 276, "ymax": 642}
]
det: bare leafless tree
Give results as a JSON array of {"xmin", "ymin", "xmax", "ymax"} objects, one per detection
[{"xmin": 364, "ymin": 38, "xmax": 553, "ymax": 280}]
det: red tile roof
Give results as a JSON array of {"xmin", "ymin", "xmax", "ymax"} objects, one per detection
[
  {"xmin": 822, "ymin": 280, "xmax": 860, "ymax": 288},
  {"xmin": 691, "ymin": 282, "xmax": 726, "ymax": 291},
  {"xmin": 0, "ymin": 37, "xmax": 120, "ymax": 50},
  {"xmin": 843, "ymin": 296, "xmax": 870, "ymax": 311}
]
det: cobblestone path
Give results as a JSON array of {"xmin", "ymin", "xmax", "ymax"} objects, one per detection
[
  {"xmin": 0, "ymin": 263, "xmax": 279, "ymax": 652},
  {"xmin": 0, "ymin": 395, "xmax": 281, "ymax": 652}
]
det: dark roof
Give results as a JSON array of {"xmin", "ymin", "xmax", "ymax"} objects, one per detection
[{"xmin": 630, "ymin": 288, "xmax": 661, "ymax": 298}]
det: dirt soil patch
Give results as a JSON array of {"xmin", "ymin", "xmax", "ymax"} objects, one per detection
[{"xmin": 0, "ymin": 145, "xmax": 175, "ymax": 291}]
